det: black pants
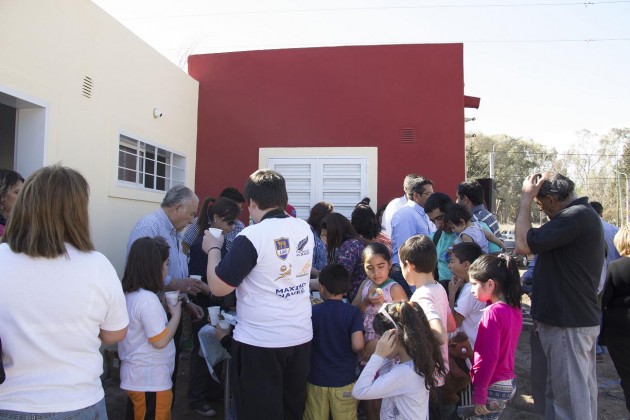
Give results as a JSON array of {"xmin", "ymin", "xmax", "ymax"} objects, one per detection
[
  {"xmin": 606, "ymin": 334, "xmax": 630, "ymax": 413},
  {"xmin": 231, "ymin": 340, "xmax": 311, "ymax": 420}
]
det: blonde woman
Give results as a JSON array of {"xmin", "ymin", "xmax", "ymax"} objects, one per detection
[
  {"xmin": 0, "ymin": 165, "xmax": 128, "ymax": 419},
  {"xmin": 602, "ymin": 225, "xmax": 630, "ymax": 415}
]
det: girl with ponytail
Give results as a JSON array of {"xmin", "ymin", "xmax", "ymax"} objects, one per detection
[
  {"xmin": 352, "ymin": 301, "xmax": 445, "ymax": 419},
  {"xmin": 467, "ymin": 254, "xmax": 523, "ymax": 418}
]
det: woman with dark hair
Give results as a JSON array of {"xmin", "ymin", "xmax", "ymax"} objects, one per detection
[
  {"xmin": 0, "ymin": 169, "xmax": 24, "ymax": 237},
  {"xmin": 0, "ymin": 165, "xmax": 128, "ymax": 417},
  {"xmin": 323, "ymin": 212, "xmax": 367, "ymax": 301},
  {"xmin": 189, "ymin": 196, "xmax": 240, "ymax": 302},
  {"xmin": 187, "ymin": 196, "xmax": 240, "ymax": 414},
  {"xmin": 351, "ymin": 197, "xmax": 392, "ymax": 253},
  {"xmin": 307, "ymin": 202, "xmax": 333, "ymax": 271}
]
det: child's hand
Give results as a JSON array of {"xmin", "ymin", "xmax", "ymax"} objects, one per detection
[
  {"xmin": 202, "ymin": 229, "xmax": 225, "ymax": 254},
  {"xmin": 360, "ymin": 339, "xmax": 378, "ymax": 362},
  {"xmin": 366, "ymin": 289, "xmax": 384, "ymax": 306},
  {"xmin": 166, "ymin": 299, "xmax": 182, "ymax": 316},
  {"xmin": 374, "ymin": 329, "xmax": 398, "ymax": 358},
  {"xmin": 449, "ymin": 277, "xmax": 464, "ymax": 296},
  {"xmin": 474, "ymin": 404, "xmax": 490, "ymax": 415}
]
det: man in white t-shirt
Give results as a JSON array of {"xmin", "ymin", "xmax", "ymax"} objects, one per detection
[
  {"xmin": 202, "ymin": 169, "xmax": 314, "ymax": 420},
  {"xmin": 399, "ymin": 235, "xmax": 456, "ymax": 420}
]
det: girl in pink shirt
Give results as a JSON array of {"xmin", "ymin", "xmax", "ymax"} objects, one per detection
[{"xmin": 468, "ymin": 254, "xmax": 523, "ymax": 419}]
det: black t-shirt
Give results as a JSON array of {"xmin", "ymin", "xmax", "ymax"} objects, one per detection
[
  {"xmin": 527, "ymin": 197, "xmax": 603, "ymax": 327},
  {"xmin": 602, "ymin": 256, "xmax": 630, "ymax": 336}
]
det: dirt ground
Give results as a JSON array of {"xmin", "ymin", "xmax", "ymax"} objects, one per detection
[{"xmin": 103, "ymin": 299, "xmax": 629, "ymax": 420}]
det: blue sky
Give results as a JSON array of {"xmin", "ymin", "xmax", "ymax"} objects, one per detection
[{"xmin": 94, "ymin": 0, "xmax": 630, "ymax": 152}]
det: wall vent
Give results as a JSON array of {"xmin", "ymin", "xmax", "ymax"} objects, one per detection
[
  {"xmin": 401, "ymin": 127, "xmax": 416, "ymax": 143},
  {"xmin": 82, "ymin": 76, "xmax": 93, "ymax": 99}
]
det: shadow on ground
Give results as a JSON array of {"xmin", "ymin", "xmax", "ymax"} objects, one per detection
[{"xmin": 104, "ymin": 299, "xmax": 628, "ymax": 419}]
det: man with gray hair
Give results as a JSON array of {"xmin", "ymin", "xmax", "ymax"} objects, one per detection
[
  {"xmin": 515, "ymin": 172, "xmax": 604, "ymax": 420},
  {"xmin": 126, "ymin": 184, "xmax": 207, "ymax": 411},
  {"xmin": 381, "ymin": 174, "xmax": 417, "ymax": 237},
  {"xmin": 127, "ymin": 184, "xmax": 203, "ymax": 296}
]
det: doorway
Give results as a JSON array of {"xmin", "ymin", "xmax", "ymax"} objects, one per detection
[{"xmin": 0, "ymin": 89, "xmax": 46, "ymax": 177}]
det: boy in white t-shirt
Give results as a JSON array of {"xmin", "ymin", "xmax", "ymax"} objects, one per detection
[
  {"xmin": 447, "ymin": 242, "xmax": 485, "ymax": 347},
  {"xmin": 399, "ymin": 235, "xmax": 455, "ymax": 420}
]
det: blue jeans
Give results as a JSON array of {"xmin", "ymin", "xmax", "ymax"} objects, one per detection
[
  {"xmin": 538, "ymin": 322, "xmax": 598, "ymax": 420},
  {"xmin": 0, "ymin": 398, "xmax": 107, "ymax": 420}
]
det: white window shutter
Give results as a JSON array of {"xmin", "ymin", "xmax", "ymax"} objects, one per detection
[
  {"xmin": 268, "ymin": 156, "xmax": 368, "ymax": 220},
  {"xmin": 268, "ymin": 158, "xmax": 316, "ymax": 219}
]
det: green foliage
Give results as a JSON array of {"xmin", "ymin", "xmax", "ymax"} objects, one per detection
[
  {"xmin": 465, "ymin": 133, "xmax": 558, "ymax": 224},
  {"xmin": 465, "ymin": 128, "xmax": 630, "ymax": 226}
]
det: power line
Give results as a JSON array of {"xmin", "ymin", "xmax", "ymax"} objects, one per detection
[
  {"xmin": 155, "ymin": 37, "xmax": 630, "ymax": 52},
  {"xmin": 489, "ymin": 151, "xmax": 621, "ymax": 157},
  {"xmin": 116, "ymin": 1, "xmax": 630, "ymax": 21}
]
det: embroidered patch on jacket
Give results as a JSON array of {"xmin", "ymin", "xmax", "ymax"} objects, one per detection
[
  {"xmin": 275, "ymin": 237, "xmax": 290, "ymax": 260},
  {"xmin": 275, "ymin": 264, "xmax": 293, "ymax": 281},
  {"xmin": 296, "ymin": 235, "xmax": 310, "ymax": 257}
]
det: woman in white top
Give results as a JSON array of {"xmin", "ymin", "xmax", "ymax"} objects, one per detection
[
  {"xmin": 0, "ymin": 165, "xmax": 129, "ymax": 419},
  {"xmin": 353, "ymin": 302, "xmax": 446, "ymax": 420}
]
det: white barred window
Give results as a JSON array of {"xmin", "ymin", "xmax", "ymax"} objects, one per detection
[{"xmin": 117, "ymin": 135, "xmax": 185, "ymax": 192}]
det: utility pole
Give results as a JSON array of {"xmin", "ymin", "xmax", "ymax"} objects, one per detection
[
  {"xmin": 489, "ymin": 142, "xmax": 498, "ymax": 179},
  {"xmin": 616, "ymin": 170, "xmax": 629, "ymax": 225}
]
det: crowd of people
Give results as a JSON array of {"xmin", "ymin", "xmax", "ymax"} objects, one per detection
[{"xmin": 0, "ymin": 165, "xmax": 629, "ymax": 420}]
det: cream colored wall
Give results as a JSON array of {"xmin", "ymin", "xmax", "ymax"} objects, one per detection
[{"xmin": 0, "ymin": 0, "xmax": 199, "ymax": 275}]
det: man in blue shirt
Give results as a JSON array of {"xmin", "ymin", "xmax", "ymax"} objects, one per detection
[{"xmin": 390, "ymin": 175, "xmax": 434, "ymax": 295}]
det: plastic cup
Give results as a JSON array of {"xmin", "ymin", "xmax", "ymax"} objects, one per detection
[
  {"xmin": 208, "ymin": 228, "xmax": 222, "ymax": 238},
  {"xmin": 208, "ymin": 306, "xmax": 221, "ymax": 326},
  {"xmin": 218, "ymin": 319, "xmax": 231, "ymax": 330},
  {"xmin": 165, "ymin": 291, "xmax": 179, "ymax": 305}
]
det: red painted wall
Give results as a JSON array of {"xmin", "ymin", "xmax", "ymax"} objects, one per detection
[{"xmin": 188, "ymin": 44, "xmax": 466, "ymax": 210}]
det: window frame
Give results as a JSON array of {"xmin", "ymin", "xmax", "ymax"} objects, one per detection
[
  {"xmin": 261, "ymin": 147, "xmax": 378, "ymax": 219},
  {"xmin": 117, "ymin": 134, "xmax": 186, "ymax": 193}
]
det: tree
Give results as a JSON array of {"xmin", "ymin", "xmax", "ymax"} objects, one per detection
[
  {"xmin": 466, "ymin": 128, "xmax": 630, "ymax": 226},
  {"xmin": 465, "ymin": 133, "xmax": 558, "ymax": 224},
  {"xmin": 559, "ymin": 128, "xmax": 630, "ymax": 224}
]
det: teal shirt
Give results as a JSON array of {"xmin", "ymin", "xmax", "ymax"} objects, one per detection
[
  {"xmin": 480, "ymin": 221, "xmax": 501, "ymax": 253},
  {"xmin": 432, "ymin": 230, "xmax": 457, "ymax": 280}
]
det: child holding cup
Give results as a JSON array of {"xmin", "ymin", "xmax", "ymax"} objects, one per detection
[
  {"xmin": 118, "ymin": 237, "xmax": 183, "ymax": 420},
  {"xmin": 352, "ymin": 242, "xmax": 407, "ymax": 420}
]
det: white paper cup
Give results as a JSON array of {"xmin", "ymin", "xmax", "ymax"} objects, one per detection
[
  {"xmin": 218, "ymin": 319, "xmax": 231, "ymax": 330},
  {"xmin": 190, "ymin": 275, "xmax": 202, "ymax": 280},
  {"xmin": 208, "ymin": 228, "xmax": 222, "ymax": 238},
  {"xmin": 208, "ymin": 306, "xmax": 221, "ymax": 326},
  {"xmin": 165, "ymin": 291, "xmax": 179, "ymax": 305}
]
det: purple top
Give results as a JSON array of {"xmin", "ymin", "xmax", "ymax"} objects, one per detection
[
  {"xmin": 334, "ymin": 237, "xmax": 367, "ymax": 301},
  {"xmin": 471, "ymin": 301, "xmax": 522, "ymax": 404}
]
